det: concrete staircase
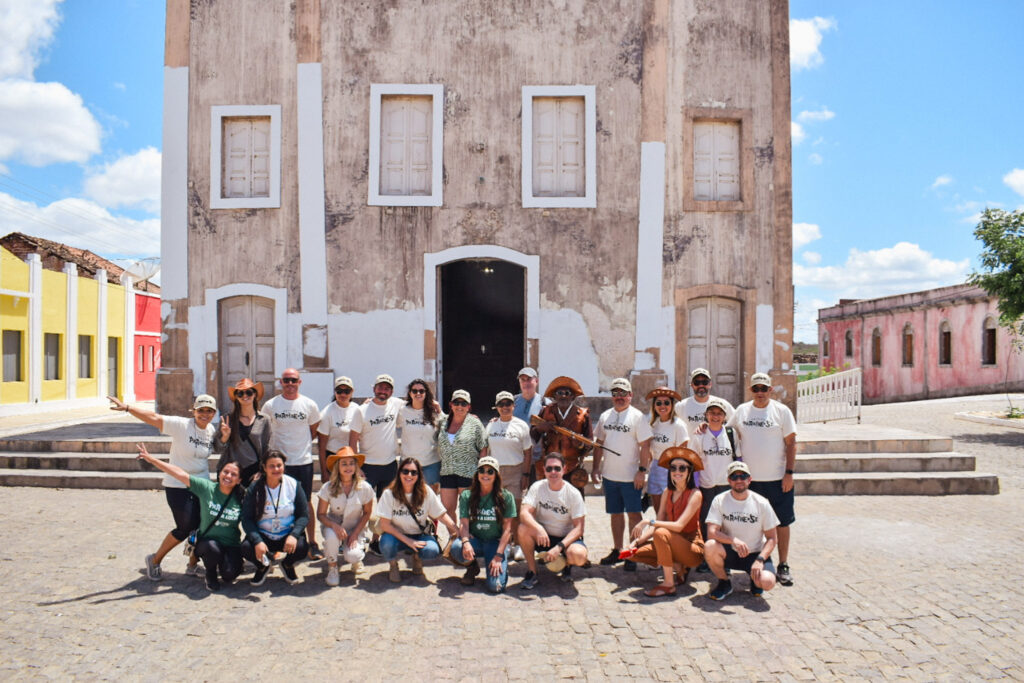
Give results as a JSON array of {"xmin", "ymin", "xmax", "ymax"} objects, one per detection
[
  {"xmin": 794, "ymin": 423, "xmax": 999, "ymax": 495},
  {"xmin": 0, "ymin": 422, "xmax": 1001, "ymax": 494}
]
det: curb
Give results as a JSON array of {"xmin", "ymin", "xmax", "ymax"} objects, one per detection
[{"xmin": 954, "ymin": 411, "xmax": 1024, "ymax": 431}]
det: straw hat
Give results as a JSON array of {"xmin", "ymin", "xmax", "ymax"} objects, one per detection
[
  {"xmin": 228, "ymin": 378, "xmax": 264, "ymax": 402},
  {"xmin": 543, "ymin": 376, "xmax": 584, "ymax": 399},
  {"xmin": 325, "ymin": 446, "xmax": 366, "ymax": 472},
  {"xmin": 645, "ymin": 386, "xmax": 682, "ymax": 402}
]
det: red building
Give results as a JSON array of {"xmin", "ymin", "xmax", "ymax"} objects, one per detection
[
  {"xmin": 818, "ymin": 284, "xmax": 1022, "ymax": 403},
  {"xmin": 133, "ymin": 291, "xmax": 161, "ymax": 401}
]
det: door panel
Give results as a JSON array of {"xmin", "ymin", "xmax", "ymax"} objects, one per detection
[
  {"xmin": 687, "ymin": 297, "xmax": 741, "ymax": 406},
  {"xmin": 219, "ymin": 296, "xmax": 275, "ymax": 407}
]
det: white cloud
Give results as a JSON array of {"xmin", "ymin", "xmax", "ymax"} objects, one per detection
[
  {"xmin": 0, "ymin": 191, "xmax": 159, "ymax": 259},
  {"xmin": 802, "ymin": 251, "xmax": 822, "ymax": 264},
  {"xmin": 808, "ymin": 153, "xmax": 823, "ymax": 165},
  {"xmin": 0, "ymin": 79, "xmax": 101, "ymax": 165},
  {"xmin": 793, "ymin": 222, "xmax": 822, "ymax": 248},
  {"xmin": 793, "ymin": 297, "xmax": 832, "ymax": 343},
  {"xmin": 797, "ymin": 107, "xmax": 835, "ymax": 123},
  {"xmin": 1004, "ymin": 168, "xmax": 1024, "ymax": 198},
  {"xmin": 112, "ymin": 81, "xmax": 126, "ymax": 91},
  {"xmin": 790, "ymin": 17, "xmax": 836, "ymax": 71},
  {"xmin": 0, "ymin": 0, "xmax": 62, "ymax": 80},
  {"xmin": 791, "ymin": 121, "xmax": 806, "ymax": 145},
  {"xmin": 931, "ymin": 174, "xmax": 953, "ymax": 189},
  {"xmin": 84, "ymin": 147, "xmax": 161, "ymax": 213},
  {"xmin": 794, "ymin": 242, "xmax": 969, "ymax": 299}
]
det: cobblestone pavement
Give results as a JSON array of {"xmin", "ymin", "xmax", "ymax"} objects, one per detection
[{"xmin": 2, "ymin": 396, "xmax": 1024, "ymax": 680}]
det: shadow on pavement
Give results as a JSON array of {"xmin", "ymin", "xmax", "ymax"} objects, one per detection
[
  {"xmin": 7, "ymin": 422, "xmax": 161, "ymax": 441},
  {"xmin": 953, "ymin": 431, "xmax": 1024, "ymax": 449}
]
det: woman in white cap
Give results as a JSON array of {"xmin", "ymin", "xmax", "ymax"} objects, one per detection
[
  {"xmin": 215, "ymin": 377, "xmax": 271, "ymax": 487},
  {"xmin": 645, "ymin": 386, "xmax": 689, "ymax": 513},
  {"xmin": 436, "ymin": 389, "xmax": 489, "ymax": 520},
  {"xmin": 107, "ymin": 393, "xmax": 219, "ymax": 581},
  {"xmin": 316, "ymin": 446, "xmax": 374, "ymax": 586},
  {"xmin": 449, "ymin": 455, "xmax": 517, "ymax": 593},
  {"xmin": 317, "ymin": 375, "xmax": 364, "ymax": 486}
]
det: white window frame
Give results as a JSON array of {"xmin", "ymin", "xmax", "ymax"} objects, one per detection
[
  {"xmin": 521, "ymin": 85, "xmax": 597, "ymax": 208},
  {"xmin": 368, "ymin": 84, "xmax": 444, "ymax": 207},
  {"xmin": 210, "ymin": 105, "xmax": 282, "ymax": 209}
]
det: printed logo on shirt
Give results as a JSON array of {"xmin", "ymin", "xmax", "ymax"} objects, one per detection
[
  {"xmin": 687, "ymin": 413, "xmax": 705, "ymax": 424},
  {"xmin": 652, "ymin": 433, "xmax": 673, "ymax": 445},
  {"xmin": 274, "ymin": 410, "xmax": 309, "ymax": 421},
  {"xmin": 536, "ymin": 499, "xmax": 569, "ymax": 515},
  {"xmin": 742, "ymin": 418, "xmax": 776, "ymax": 429},
  {"xmin": 333, "ymin": 419, "xmax": 351, "ymax": 428},
  {"xmin": 490, "ymin": 429, "xmax": 516, "ymax": 440},
  {"xmin": 704, "ymin": 446, "xmax": 734, "ymax": 458},
  {"xmin": 603, "ymin": 424, "xmax": 632, "ymax": 434},
  {"xmin": 189, "ymin": 434, "xmax": 212, "ymax": 449},
  {"xmin": 369, "ymin": 414, "xmax": 395, "ymax": 426},
  {"xmin": 405, "ymin": 418, "xmax": 431, "ymax": 427},
  {"xmin": 722, "ymin": 511, "xmax": 759, "ymax": 524}
]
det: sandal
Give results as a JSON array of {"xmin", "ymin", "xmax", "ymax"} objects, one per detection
[
  {"xmin": 643, "ymin": 584, "xmax": 677, "ymax": 598},
  {"xmin": 674, "ymin": 568, "xmax": 690, "ymax": 586}
]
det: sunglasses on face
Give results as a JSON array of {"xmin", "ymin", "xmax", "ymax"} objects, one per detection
[
  {"xmin": 410, "ymin": 388, "xmax": 426, "ymax": 395},
  {"xmin": 238, "ymin": 389, "xmax": 256, "ymax": 398},
  {"xmin": 400, "ymin": 468, "xmax": 420, "ymax": 476},
  {"xmin": 478, "ymin": 467, "xmax": 497, "ymax": 476},
  {"xmin": 281, "ymin": 377, "xmax": 299, "ymax": 384},
  {"xmin": 729, "ymin": 473, "xmax": 750, "ymax": 481},
  {"xmin": 611, "ymin": 390, "xmax": 629, "ymax": 398},
  {"xmin": 496, "ymin": 401, "xmax": 513, "ymax": 408},
  {"xmin": 692, "ymin": 379, "xmax": 710, "ymax": 386},
  {"xmin": 335, "ymin": 387, "xmax": 352, "ymax": 394},
  {"xmin": 654, "ymin": 400, "xmax": 673, "ymax": 407},
  {"xmin": 669, "ymin": 464, "xmax": 690, "ymax": 472},
  {"xmin": 752, "ymin": 386, "xmax": 770, "ymax": 393},
  {"xmin": 545, "ymin": 465, "xmax": 563, "ymax": 472},
  {"xmin": 451, "ymin": 400, "xmax": 468, "ymax": 407},
  {"xmin": 554, "ymin": 389, "xmax": 573, "ymax": 397}
]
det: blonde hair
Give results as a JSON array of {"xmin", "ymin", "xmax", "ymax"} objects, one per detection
[{"xmin": 328, "ymin": 454, "xmax": 365, "ymax": 497}]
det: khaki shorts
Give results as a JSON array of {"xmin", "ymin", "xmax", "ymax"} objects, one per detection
[{"xmin": 499, "ymin": 464, "xmax": 526, "ymax": 499}]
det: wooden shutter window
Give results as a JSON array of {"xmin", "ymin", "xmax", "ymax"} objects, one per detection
[
  {"xmin": 693, "ymin": 120, "xmax": 740, "ymax": 202},
  {"xmin": 532, "ymin": 97, "xmax": 585, "ymax": 197},
  {"xmin": 222, "ymin": 116, "xmax": 271, "ymax": 199},
  {"xmin": 380, "ymin": 95, "xmax": 432, "ymax": 196}
]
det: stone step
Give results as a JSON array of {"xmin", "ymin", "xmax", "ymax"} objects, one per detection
[
  {"xmin": 796, "ymin": 423, "xmax": 952, "ymax": 454},
  {"xmin": 0, "ymin": 469, "xmax": 163, "ymax": 490},
  {"xmin": 0, "ymin": 437, "xmax": 171, "ymax": 454},
  {"xmin": 795, "ymin": 471, "xmax": 1000, "ymax": 496},
  {"xmin": 795, "ymin": 452, "xmax": 975, "ymax": 473},
  {"xmin": 0, "ymin": 452, "xmax": 217, "ymax": 472}
]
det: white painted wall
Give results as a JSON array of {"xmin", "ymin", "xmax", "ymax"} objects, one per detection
[
  {"xmin": 161, "ymin": 66, "xmax": 189, "ymax": 301},
  {"xmin": 538, "ymin": 307, "xmax": 601, "ymax": 395},
  {"xmin": 296, "ymin": 63, "xmax": 328, "ymax": 326},
  {"xmin": 634, "ymin": 141, "xmax": 666, "ymax": 362},
  {"xmin": 756, "ymin": 303, "xmax": 774, "ymax": 373},
  {"xmin": 327, "ymin": 308, "xmax": 426, "ymax": 397}
]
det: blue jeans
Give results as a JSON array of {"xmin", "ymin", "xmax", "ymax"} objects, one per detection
[
  {"xmin": 380, "ymin": 532, "xmax": 441, "ymax": 561},
  {"xmin": 450, "ymin": 537, "xmax": 509, "ymax": 593}
]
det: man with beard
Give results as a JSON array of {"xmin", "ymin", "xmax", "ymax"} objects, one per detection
[
  {"xmin": 529, "ymin": 376, "xmax": 592, "ymax": 494},
  {"xmin": 359, "ymin": 373, "xmax": 404, "ymax": 497},
  {"xmin": 675, "ymin": 368, "xmax": 734, "ymax": 440}
]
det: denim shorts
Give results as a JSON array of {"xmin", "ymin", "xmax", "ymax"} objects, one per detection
[
  {"xmin": 603, "ymin": 478, "xmax": 643, "ymax": 514},
  {"xmin": 724, "ymin": 543, "xmax": 776, "ymax": 576},
  {"xmin": 421, "ymin": 462, "xmax": 441, "ymax": 487}
]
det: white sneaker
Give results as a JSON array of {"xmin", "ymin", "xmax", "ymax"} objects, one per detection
[
  {"xmin": 326, "ymin": 566, "xmax": 340, "ymax": 587},
  {"xmin": 144, "ymin": 554, "xmax": 162, "ymax": 581},
  {"xmin": 184, "ymin": 563, "xmax": 202, "ymax": 577}
]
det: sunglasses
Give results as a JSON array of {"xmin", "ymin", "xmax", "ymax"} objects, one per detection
[
  {"xmin": 545, "ymin": 465, "xmax": 563, "ymax": 472},
  {"xmin": 478, "ymin": 467, "xmax": 497, "ymax": 475},
  {"xmin": 611, "ymin": 390, "xmax": 629, "ymax": 398},
  {"xmin": 400, "ymin": 468, "xmax": 420, "ymax": 476},
  {"xmin": 451, "ymin": 400, "xmax": 469, "ymax": 406},
  {"xmin": 653, "ymin": 400, "xmax": 673, "ymax": 407},
  {"xmin": 281, "ymin": 377, "xmax": 299, "ymax": 384},
  {"xmin": 669, "ymin": 464, "xmax": 690, "ymax": 472},
  {"xmin": 335, "ymin": 387, "xmax": 352, "ymax": 394},
  {"xmin": 554, "ymin": 389, "xmax": 573, "ymax": 397},
  {"xmin": 692, "ymin": 379, "xmax": 710, "ymax": 386},
  {"xmin": 496, "ymin": 401, "xmax": 513, "ymax": 408},
  {"xmin": 238, "ymin": 389, "xmax": 256, "ymax": 397},
  {"xmin": 410, "ymin": 388, "xmax": 426, "ymax": 394},
  {"xmin": 729, "ymin": 472, "xmax": 750, "ymax": 481},
  {"xmin": 752, "ymin": 386, "xmax": 770, "ymax": 393}
]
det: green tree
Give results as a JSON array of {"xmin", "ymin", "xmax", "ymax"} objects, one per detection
[{"xmin": 969, "ymin": 208, "xmax": 1024, "ymax": 335}]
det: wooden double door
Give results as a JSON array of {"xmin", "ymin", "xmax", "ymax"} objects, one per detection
[{"xmin": 218, "ymin": 296, "xmax": 275, "ymax": 407}]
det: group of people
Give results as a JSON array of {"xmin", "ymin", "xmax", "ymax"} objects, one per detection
[{"xmin": 112, "ymin": 364, "xmax": 797, "ymax": 601}]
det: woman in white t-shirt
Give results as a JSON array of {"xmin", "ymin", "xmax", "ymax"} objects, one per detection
[
  {"xmin": 316, "ymin": 447, "xmax": 374, "ymax": 586},
  {"xmin": 645, "ymin": 387, "xmax": 689, "ymax": 513},
  {"xmin": 398, "ymin": 379, "xmax": 443, "ymax": 490},
  {"xmin": 108, "ymin": 393, "xmax": 218, "ymax": 582},
  {"xmin": 317, "ymin": 376, "xmax": 364, "ymax": 483},
  {"xmin": 377, "ymin": 457, "xmax": 459, "ymax": 584}
]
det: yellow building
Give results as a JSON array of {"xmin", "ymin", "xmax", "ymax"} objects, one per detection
[{"xmin": 1, "ymin": 234, "xmax": 157, "ymax": 415}]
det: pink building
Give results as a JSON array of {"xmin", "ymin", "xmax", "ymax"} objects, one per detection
[{"xmin": 817, "ymin": 284, "xmax": 1022, "ymax": 403}]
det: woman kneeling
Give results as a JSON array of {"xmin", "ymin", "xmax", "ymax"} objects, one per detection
[
  {"xmin": 317, "ymin": 447, "xmax": 374, "ymax": 586},
  {"xmin": 241, "ymin": 451, "xmax": 310, "ymax": 586},
  {"xmin": 377, "ymin": 457, "xmax": 458, "ymax": 583},
  {"xmin": 629, "ymin": 446, "xmax": 705, "ymax": 598},
  {"xmin": 450, "ymin": 456, "xmax": 516, "ymax": 593}
]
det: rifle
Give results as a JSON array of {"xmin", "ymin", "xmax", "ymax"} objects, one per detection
[{"xmin": 530, "ymin": 414, "xmax": 622, "ymax": 457}]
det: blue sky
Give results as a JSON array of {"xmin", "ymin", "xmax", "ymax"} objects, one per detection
[{"xmin": 1, "ymin": 1, "xmax": 1022, "ymax": 341}]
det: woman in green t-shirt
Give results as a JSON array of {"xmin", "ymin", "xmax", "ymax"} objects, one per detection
[
  {"xmin": 449, "ymin": 455, "xmax": 516, "ymax": 593},
  {"xmin": 138, "ymin": 444, "xmax": 244, "ymax": 591}
]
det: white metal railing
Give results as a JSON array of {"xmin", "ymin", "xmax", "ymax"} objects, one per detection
[{"xmin": 797, "ymin": 367, "xmax": 862, "ymax": 423}]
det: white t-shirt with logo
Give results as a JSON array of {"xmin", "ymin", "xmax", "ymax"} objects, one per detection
[
  {"xmin": 258, "ymin": 475, "xmax": 300, "ymax": 540},
  {"xmin": 317, "ymin": 402, "xmax": 365, "ymax": 454},
  {"xmin": 261, "ymin": 394, "xmax": 320, "ymax": 466},
  {"xmin": 675, "ymin": 395, "xmax": 735, "ymax": 439},
  {"xmin": 316, "ymin": 479, "xmax": 375, "ymax": 531},
  {"xmin": 397, "ymin": 404, "xmax": 441, "ymax": 466},
  {"xmin": 359, "ymin": 397, "xmax": 404, "ymax": 465},
  {"xmin": 728, "ymin": 400, "xmax": 796, "ymax": 481},
  {"xmin": 522, "ymin": 480, "xmax": 586, "ymax": 537},
  {"xmin": 690, "ymin": 427, "xmax": 740, "ymax": 488},
  {"xmin": 376, "ymin": 487, "xmax": 447, "ymax": 537},
  {"xmin": 705, "ymin": 490, "xmax": 779, "ymax": 554},
  {"xmin": 649, "ymin": 417, "xmax": 689, "ymax": 462},
  {"xmin": 486, "ymin": 416, "xmax": 532, "ymax": 466},
  {"xmin": 595, "ymin": 406, "xmax": 654, "ymax": 483},
  {"xmin": 161, "ymin": 416, "xmax": 216, "ymax": 489}
]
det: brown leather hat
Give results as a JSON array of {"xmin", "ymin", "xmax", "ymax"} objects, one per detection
[
  {"xmin": 657, "ymin": 446, "xmax": 704, "ymax": 472},
  {"xmin": 646, "ymin": 386, "xmax": 682, "ymax": 402},
  {"xmin": 229, "ymin": 378, "xmax": 264, "ymax": 402},
  {"xmin": 543, "ymin": 376, "xmax": 584, "ymax": 398}
]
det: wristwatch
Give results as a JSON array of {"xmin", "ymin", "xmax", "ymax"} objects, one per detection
[
  {"xmin": 756, "ymin": 556, "xmax": 769, "ymax": 563},
  {"xmin": 555, "ymin": 541, "xmax": 566, "ymax": 552},
  {"xmin": 638, "ymin": 466, "xmax": 648, "ymax": 473},
  {"xmin": 785, "ymin": 469, "xmax": 794, "ymax": 475}
]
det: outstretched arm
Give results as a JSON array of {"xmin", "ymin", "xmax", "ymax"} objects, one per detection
[
  {"xmin": 109, "ymin": 396, "xmax": 163, "ymax": 431},
  {"xmin": 136, "ymin": 443, "xmax": 189, "ymax": 486}
]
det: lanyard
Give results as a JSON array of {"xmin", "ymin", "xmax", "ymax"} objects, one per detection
[{"xmin": 267, "ymin": 484, "xmax": 282, "ymax": 516}]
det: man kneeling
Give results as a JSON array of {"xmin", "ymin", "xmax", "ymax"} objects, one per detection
[
  {"xmin": 517, "ymin": 453, "xmax": 588, "ymax": 589},
  {"xmin": 704, "ymin": 461, "xmax": 778, "ymax": 600}
]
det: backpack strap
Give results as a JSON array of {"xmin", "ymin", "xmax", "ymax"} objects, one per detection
[{"xmin": 725, "ymin": 427, "xmax": 738, "ymax": 460}]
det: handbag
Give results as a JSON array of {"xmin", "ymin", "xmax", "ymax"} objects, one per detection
[
  {"xmin": 441, "ymin": 535, "xmax": 474, "ymax": 568},
  {"xmin": 399, "ymin": 494, "xmax": 439, "ymax": 552},
  {"xmin": 183, "ymin": 490, "xmax": 236, "ymax": 556}
]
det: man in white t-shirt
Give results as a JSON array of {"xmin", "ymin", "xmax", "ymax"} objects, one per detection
[
  {"xmin": 358, "ymin": 373, "xmax": 405, "ymax": 497},
  {"xmin": 728, "ymin": 372, "xmax": 797, "ymax": 586},
  {"xmin": 261, "ymin": 368, "xmax": 321, "ymax": 557},
  {"xmin": 704, "ymin": 460, "xmax": 779, "ymax": 600},
  {"xmin": 518, "ymin": 453, "xmax": 588, "ymax": 588},
  {"xmin": 675, "ymin": 368, "xmax": 735, "ymax": 439},
  {"xmin": 593, "ymin": 377, "xmax": 653, "ymax": 571}
]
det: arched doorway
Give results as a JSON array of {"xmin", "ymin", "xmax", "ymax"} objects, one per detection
[{"xmin": 438, "ymin": 259, "xmax": 524, "ymax": 418}]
